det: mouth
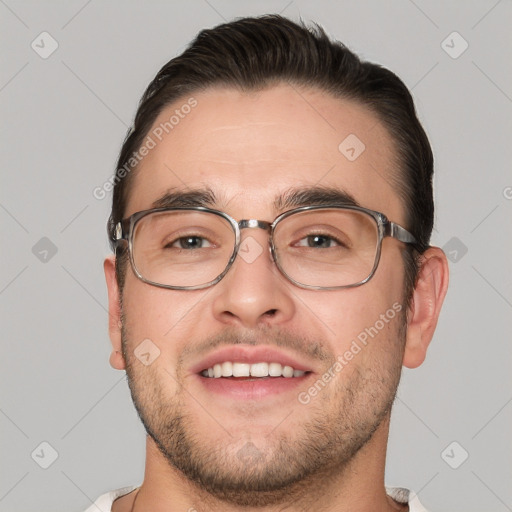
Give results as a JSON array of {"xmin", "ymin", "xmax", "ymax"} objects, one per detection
[
  {"xmin": 192, "ymin": 346, "xmax": 315, "ymax": 399},
  {"xmin": 200, "ymin": 361, "xmax": 310, "ymax": 379}
]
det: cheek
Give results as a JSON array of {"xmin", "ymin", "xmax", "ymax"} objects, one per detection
[
  {"xmin": 121, "ymin": 276, "xmax": 212, "ymax": 352},
  {"xmin": 300, "ymin": 288, "xmax": 402, "ymax": 345},
  {"xmin": 294, "ymin": 254, "xmax": 406, "ymax": 366}
]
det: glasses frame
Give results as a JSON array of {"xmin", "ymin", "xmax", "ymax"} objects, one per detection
[{"xmin": 114, "ymin": 205, "xmax": 417, "ymax": 291}]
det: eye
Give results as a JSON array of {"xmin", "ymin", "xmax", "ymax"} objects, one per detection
[
  {"xmin": 167, "ymin": 236, "xmax": 213, "ymax": 249},
  {"xmin": 295, "ymin": 234, "xmax": 342, "ymax": 249}
]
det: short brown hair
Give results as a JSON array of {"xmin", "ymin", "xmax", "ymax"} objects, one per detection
[{"xmin": 109, "ymin": 15, "xmax": 433, "ymax": 299}]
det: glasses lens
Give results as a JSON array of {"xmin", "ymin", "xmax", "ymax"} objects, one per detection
[
  {"xmin": 132, "ymin": 210, "xmax": 236, "ymax": 288},
  {"xmin": 273, "ymin": 209, "xmax": 379, "ymax": 288}
]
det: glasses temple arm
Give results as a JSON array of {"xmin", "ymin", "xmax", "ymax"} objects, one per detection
[
  {"xmin": 112, "ymin": 220, "xmax": 131, "ymax": 251},
  {"xmin": 385, "ymin": 222, "xmax": 417, "ymax": 245}
]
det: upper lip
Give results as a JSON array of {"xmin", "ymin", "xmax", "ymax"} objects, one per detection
[{"xmin": 191, "ymin": 345, "xmax": 315, "ymax": 374}]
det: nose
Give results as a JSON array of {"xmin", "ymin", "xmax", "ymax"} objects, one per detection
[{"xmin": 210, "ymin": 230, "xmax": 296, "ymax": 328}]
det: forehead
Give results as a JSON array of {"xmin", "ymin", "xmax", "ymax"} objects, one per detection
[{"xmin": 126, "ymin": 84, "xmax": 404, "ymax": 222}]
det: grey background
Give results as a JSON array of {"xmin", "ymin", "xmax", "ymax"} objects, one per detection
[{"xmin": 1, "ymin": 1, "xmax": 511, "ymax": 511}]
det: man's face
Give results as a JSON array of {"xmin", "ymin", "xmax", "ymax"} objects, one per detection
[{"xmin": 118, "ymin": 84, "xmax": 409, "ymax": 504}]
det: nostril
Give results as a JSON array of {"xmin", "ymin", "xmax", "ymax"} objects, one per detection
[{"xmin": 265, "ymin": 309, "xmax": 278, "ymax": 317}]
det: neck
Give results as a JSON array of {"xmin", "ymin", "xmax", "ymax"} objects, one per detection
[{"xmin": 118, "ymin": 415, "xmax": 406, "ymax": 512}]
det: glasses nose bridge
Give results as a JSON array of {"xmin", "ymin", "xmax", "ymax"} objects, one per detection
[
  {"xmin": 236, "ymin": 219, "xmax": 274, "ymax": 260},
  {"xmin": 238, "ymin": 219, "xmax": 272, "ymax": 232}
]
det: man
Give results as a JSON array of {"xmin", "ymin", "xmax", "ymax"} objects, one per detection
[{"xmin": 92, "ymin": 14, "xmax": 449, "ymax": 512}]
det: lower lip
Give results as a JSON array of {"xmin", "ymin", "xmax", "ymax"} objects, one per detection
[{"xmin": 195, "ymin": 374, "xmax": 312, "ymax": 400}]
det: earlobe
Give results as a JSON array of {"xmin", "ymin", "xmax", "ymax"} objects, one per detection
[
  {"xmin": 109, "ymin": 350, "xmax": 125, "ymax": 370},
  {"xmin": 104, "ymin": 255, "xmax": 126, "ymax": 370},
  {"xmin": 403, "ymin": 247, "xmax": 449, "ymax": 368}
]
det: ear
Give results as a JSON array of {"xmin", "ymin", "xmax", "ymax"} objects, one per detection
[
  {"xmin": 104, "ymin": 254, "xmax": 126, "ymax": 370},
  {"xmin": 403, "ymin": 247, "xmax": 449, "ymax": 368}
]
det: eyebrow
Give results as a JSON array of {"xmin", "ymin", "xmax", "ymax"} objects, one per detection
[
  {"xmin": 151, "ymin": 188, "xmax": 218, "ymax": 209},
  {"xmin": 150, "ymin": 185, "xmax": 360, "ymax": 213},
  {"xmin": 274, "ymin": 186, "xmax": 360, "ymax": 211}
]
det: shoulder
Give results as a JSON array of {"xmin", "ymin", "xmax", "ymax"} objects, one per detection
[
  {"xmin": 386, "ymin": 487, "xmax": 430, "ymax": 512},
  {"xmin": 83, "ymin": 486, "xmax": 138, "ymax": 512}
]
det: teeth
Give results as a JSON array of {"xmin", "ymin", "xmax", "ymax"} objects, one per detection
[
  {"xmin": 200, "ymin": 362, "xmax": 307, "ymax": 378},
  {"xmin": 250, "ymin": 362, "xmax": 268, "ymax": 377},
  {"xmin": 282, "ymin": 365, "xmax": 294, "ymax": 378},
  {"xmin": 232, "ymin": 363, "xmax": 250, "ymax": 377},
  {"xmin": 221, "ymin": 361, "xmax": 233, "ymax": 377},
  {"xmin": 268, "ymin": 362, "xmax": 282, "ymax": 377},
  {"xmin": 213, "ymin": 364, "xmax": 222, "ymax": 378}
]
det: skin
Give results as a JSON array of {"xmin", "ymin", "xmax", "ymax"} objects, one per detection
[{"xmin": 104, "ymin": 84, "xmax": 449, "ymax": 512}]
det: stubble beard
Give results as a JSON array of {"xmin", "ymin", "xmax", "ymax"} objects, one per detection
[{"xmin": 122, "ymin": 315, "xmax": 406, "ymax": 507}]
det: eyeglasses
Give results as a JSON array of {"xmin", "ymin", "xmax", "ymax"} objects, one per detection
[{"xmin": 114, "ymin": 205, "xmax": 417, "ymax": 291}]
